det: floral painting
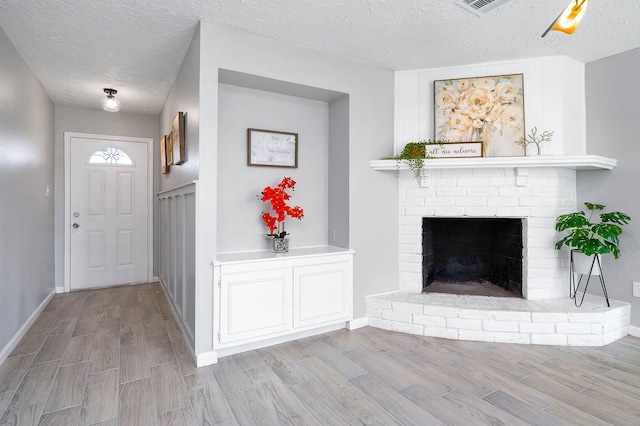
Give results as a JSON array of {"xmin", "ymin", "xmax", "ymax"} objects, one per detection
[{"xmin": 434, "ymin": 74, "xmax": 525, "ymax": 157}]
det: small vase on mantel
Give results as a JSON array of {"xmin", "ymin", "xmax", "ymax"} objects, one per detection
[{"xmin": 271, "ymin": 236, "xmax": 289, "ymax": 253}]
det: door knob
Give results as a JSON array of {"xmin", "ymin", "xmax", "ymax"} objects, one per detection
[{"xmin": 72, "ymin": 223, "xmax": 80, "ymax": 229}]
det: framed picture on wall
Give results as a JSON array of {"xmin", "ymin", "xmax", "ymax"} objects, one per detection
[
  {"xmin": 172, "ymin": 111, "xmax": 185, "ymax": 165},
  {"xmin": 247, "ymin": 128, "xmax": 298, "ymax": 168},
  {"xmin": 160, "ymin": 134, "xmax": 169, "ymax": 174},
  {"xmin": 166, "ymin": 130, "xmax": 174, "ymax": 166},
  {"xmin": 434, "ymin": 73, "xmax": 525, "ymax": 157}
]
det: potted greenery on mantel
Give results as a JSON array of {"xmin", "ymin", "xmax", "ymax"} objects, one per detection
[
  {"xmin": 555, "ymin": 202, "xmax": 631, "ymax": 274},
  {"xmin": 387, "ymin": 140, "xmax": 445, "ymax": 185}
]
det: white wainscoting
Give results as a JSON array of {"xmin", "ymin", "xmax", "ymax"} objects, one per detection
[{"xmin": 158, "ymin": 181, "xmax": 197, "ymax": 349}]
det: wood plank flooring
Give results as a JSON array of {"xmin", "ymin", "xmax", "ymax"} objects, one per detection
[{"xmin": 1, "ymin": 283, "xmax": 640, "ymax": 425}]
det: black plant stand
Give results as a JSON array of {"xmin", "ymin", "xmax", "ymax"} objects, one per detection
[{"xmin": 569, "ymin": 251, "xmax": 610, "ymax": 307}]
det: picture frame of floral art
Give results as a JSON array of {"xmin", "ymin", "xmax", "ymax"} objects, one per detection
[{"xmin": 434, "ymin": 74, "xmax": 525, "ymax": 157}]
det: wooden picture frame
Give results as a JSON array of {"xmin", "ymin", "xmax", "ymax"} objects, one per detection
[
  {"xmin": 434, "ymin": 73, "xmax": 525, "ymax": 157},
  {"xmin": 172, "ymin": 111, "xmax": 185, "ymax": 165},
  {"xmin": 247, "ymin": 128, "xmax": 298, "ymax": 168},
  {"xmin": 166, "ymin": 130, "xmax": 174, "ymax": 166},
  {"xmin": 160, "ymin": 135, "xmax": 169, "ymax": 174}
]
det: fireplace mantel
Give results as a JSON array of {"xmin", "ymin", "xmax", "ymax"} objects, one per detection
[{"xmin": 370, "ymin": 155, "xmax": 616, "ymax": 171}]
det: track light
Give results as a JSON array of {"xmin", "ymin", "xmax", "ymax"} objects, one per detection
[
  {"xmin": 101, "ymin": 88, "xmax": 121, "ymax": 112},
  {"xmin": 542, "ymin": 0, "xmax": 589, "ymax": 38}
]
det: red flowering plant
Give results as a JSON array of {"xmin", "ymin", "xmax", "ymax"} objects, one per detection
[{"xmin": 260, "ymin": 177, "xmax": 304, "ymax": 239}]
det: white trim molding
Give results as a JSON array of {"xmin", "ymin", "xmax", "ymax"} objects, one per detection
[
  {"xmin": 629, "ymin": 325, "xmax": 640, "ymax": 338},
  {"xmin": 0, "ymin": 289, "xmax": 55, "ymax": 364},
  {"xmin": 347, "ymin": 317, "xmax": 369, "ymax": 330},
  {"xmin": 370, "ymin": 155, "xmax": 616, "ymax": 172}
]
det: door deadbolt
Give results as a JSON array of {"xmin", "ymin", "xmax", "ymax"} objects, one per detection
[{"xmin": 72, "ymin": 223, "xmax": 80, "ymax": 229}]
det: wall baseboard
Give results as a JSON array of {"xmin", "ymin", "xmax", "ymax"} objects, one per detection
[
  {"xmin": 347, "ymin": 317, "xmax": 368, "ymax": 330},
  {"xmin": 55, "ymin": 286, "xmax": 65, "ymax": 294},
  {"xmin": 629, "ymin": 325, "xmax": 640, "ymax": 338},
  {"xmin": 196, "ymin": 350, "xmax": 218, "ymax": 367},
  {"xmin": 0, "ymin": 289, "xmax": 56, "ymax": 365}
]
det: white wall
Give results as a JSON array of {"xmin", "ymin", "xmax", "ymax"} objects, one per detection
[
  {"xmin": 581, "ymin": 47, "xmax": 640, "ymax": 327},
  {"xmin": 395, "ymin": 56, "xmax": 586, "ymax": 156},
  {"xmin": 217, "ymin": 83, "xmax": 329, "ymax": 252},
  {"xmin": 54, "ymin": 105, "xmax": 160, "ymax": 283},
  {"xmin": 192, "ymin": 22, "xmax": 396, "ymax": 358},
  {"xmin": 0, "ymin": 26, "xmax": 55, "ymax": 357}
]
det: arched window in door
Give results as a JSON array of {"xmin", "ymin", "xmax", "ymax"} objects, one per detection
[{"xmin": 87, "ymin": 146, "xmax": 134, "ymax": 165}]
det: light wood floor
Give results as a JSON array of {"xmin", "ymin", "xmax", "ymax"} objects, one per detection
[{"xmin": 1, "ymin": 283, "xmax": 640, "ymax": 425}]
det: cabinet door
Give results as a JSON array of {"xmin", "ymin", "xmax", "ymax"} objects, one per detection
[
  {"xmin": 220, "ymin": 267, "xmax": 292, "ymax": 344},
  {"xmin": 294, "ymin": 261, "xmax": 352, "ymax": 328}
]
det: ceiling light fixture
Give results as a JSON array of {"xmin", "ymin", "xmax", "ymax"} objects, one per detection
[
  {"xmin": 542, "ymin": 0, "xmax": 589, "ymax": 37},
  {"xmin": 101, "ymin": 88, "xmax": 121, "ymax": 112}
]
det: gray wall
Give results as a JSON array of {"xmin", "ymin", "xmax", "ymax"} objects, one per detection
[
  {"xmin": 0, "ymin": 26, "xmax": 55, "ymax": 355},
  {"xmin": 157, "ymin": 26, "xmax": 201, "ymax": 351},
  {"xmin": 581, "ymin": 47, "xmax": 640, "ymax": 326},
  {"xmin": 328, "ymin": 95, "xmax": 350, "ymax": 249},
  {"xmin": 217, "ymin": 83, "xmax": 329, "ymax": 251},
  {"xmin": 159, "ymin": 25, "xmax": 200, "ymax": 192},
  {"xmin": 54, "ymin": 105, "xmax": 160, "ymax": 283}
]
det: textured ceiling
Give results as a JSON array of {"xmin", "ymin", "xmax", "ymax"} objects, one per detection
[{"xmin": 1, "ymin": 0, "xmax": 639, "ymax": 115}]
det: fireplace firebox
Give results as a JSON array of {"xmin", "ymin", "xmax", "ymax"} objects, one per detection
[{"xmin": 422, "ymin": 218, "xmax": 523, "ymax": 297}]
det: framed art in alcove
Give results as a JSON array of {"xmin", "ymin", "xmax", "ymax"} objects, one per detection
[{"xmin": 247, "ymin": 128, "xmax": 298, "ymax": 168}]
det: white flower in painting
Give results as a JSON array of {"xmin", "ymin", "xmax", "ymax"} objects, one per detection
[
  {"xmin": 472, "ymin": 118, "xmax": 484, "ymax": 129},
  {"xmin": 445, "ymin": 129, "xmax": 465, "ymax": 142},
  {"xmin": 486, "ymin": 104, "xmax": 506, "ymax": 123},
  {"xmin": 435, "ymin": 90, "xmax": 458, "ymax": 110},
  {"xmin": 473, "ymin": 77, "xmax": 497, "ymax": 91},
  {"xmin": 455, "ymin": 79, "xmax": 470, "ymax": 91},
  {"xmin": 497, "ymin": 105, "xmax": 524, "ymax": 131},
  {"xmin": 435, "ymin": 107, "xmax": 453, "ymax": 123},
  {"xmin": 459, "ymin": 88, "xmax": 494, "ymax": 119},
  {"xmin": 448, "ymin": 111, "xmax": 472, "ymax": 131},
  {"xmin": 495, "ymin": 80, "xmax": 519, "ymax": 103}
]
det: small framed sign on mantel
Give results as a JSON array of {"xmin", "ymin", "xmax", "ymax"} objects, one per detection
[
  {"xmin": 427, "ymin": 142, "xmax": 483, "ymax": 158},
  {"xmin": 247, "ymin": 128, "xmax": 298, "ymax": 168}
]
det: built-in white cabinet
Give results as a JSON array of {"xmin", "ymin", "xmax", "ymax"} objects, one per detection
[
  {"xmin": 294, "ymin": 261, "xmax": 351, "ymax": 328},
  {"xmin": 213, "ymin": 246, "xmax": 353, "ymax": 357},
  {"xmin": 219, "ymin": 267, "xmax": 293, "ymax": 344}
]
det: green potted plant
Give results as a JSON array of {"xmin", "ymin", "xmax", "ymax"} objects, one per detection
[
  {"xmin": 555, "ymin": 202, "xmax": 631, "ymax": 274},
  {"xmin": 388, "ymin": 140, "xmax": 445, "ymax": 185}
]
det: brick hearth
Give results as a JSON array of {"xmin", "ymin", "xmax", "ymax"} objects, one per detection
[{"xmin": 367, "ymin": 292, "xmax": 629, "ymax": 346}]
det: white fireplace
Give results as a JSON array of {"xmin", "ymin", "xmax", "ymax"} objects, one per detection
[
  {"xmin": 399, "ymin": 165, "xmax": 576, "ymax": 299},
  {"xmin": 366, "ymin": 156, "xmax": 630, "ymax": 346}
]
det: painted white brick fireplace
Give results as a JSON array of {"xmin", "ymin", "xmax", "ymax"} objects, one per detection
[
  {"xmin": 398, "ymin": 165, "xmax": 575, "ymax": 300},
  {"xmin": 367, "ymin": 156, "xmax": 630, "ymax": 346},
  {"xmin": 364, "ymin": 56, "xmax": 631, "ymax": 346}
]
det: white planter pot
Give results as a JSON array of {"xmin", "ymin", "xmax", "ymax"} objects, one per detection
[{"xmin": 572, "ymin": 250, "xmax": 602, "ymax": 276}]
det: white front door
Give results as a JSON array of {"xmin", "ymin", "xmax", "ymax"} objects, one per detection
[{"xmin": 68, "ymin": 135, "xmax": 149, "ymax": 290}]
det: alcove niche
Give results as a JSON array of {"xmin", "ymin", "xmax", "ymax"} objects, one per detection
[{"xmin": 217, "ymin": 69, "xmax": 350, "ymax": 253}]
